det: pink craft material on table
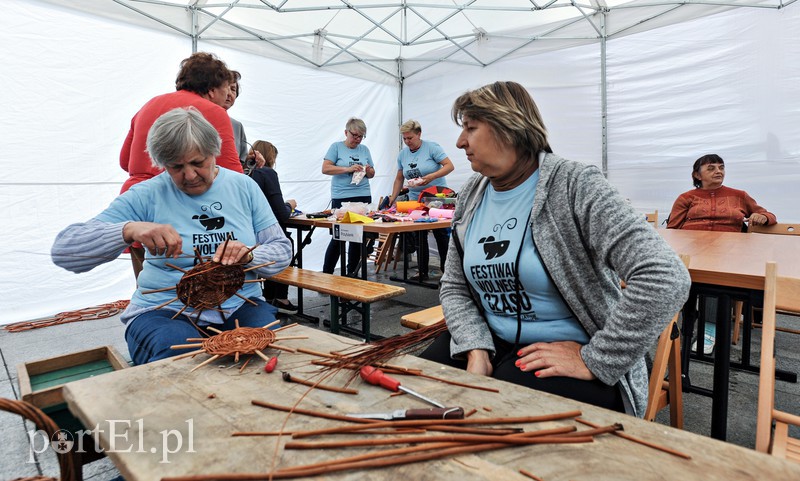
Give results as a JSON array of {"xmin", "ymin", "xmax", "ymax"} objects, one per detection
[{"xmin": 428, "ymin": 208, "xmax": 454, "ymax": 219}]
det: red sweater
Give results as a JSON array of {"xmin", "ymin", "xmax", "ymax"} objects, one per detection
[
  {"xmin": 667, "ymin": 185, "xmax": 776, "ymax": 232},
  {"xmin": 119, "ymin": 90, "xmax": 242, "ymax": 193}
]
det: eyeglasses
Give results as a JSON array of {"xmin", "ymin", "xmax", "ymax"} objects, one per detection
[{"xmin": 348, "ymin": 131, "xmax": 364, "ymax": 140}]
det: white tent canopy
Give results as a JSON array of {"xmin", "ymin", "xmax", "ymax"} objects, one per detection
[
  {"xmin": 36, "ymin": 0, "xmax": 794, "ymax": 83},
  {"xmin": 1, "ymin": 0, "xmax": 798, "ymax": 324}
]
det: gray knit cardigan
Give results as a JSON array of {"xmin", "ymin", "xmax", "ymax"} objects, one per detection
[{"xmin": 440, "ymin": 152, "xmax": 691, "ymax": 417}]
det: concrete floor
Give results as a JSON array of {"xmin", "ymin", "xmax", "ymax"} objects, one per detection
[{"xmin": 1, "ymin": 262, "xmax": 798, "ymax": 479}]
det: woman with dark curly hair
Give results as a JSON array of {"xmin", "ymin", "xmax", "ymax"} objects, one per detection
[{"xmin": 119, "ymin": 52, "xmax": 244, "ymax": 279}]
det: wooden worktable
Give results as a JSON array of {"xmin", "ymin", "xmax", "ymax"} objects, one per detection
[
  {"xmin": 63, "ymin": 326, "xmax": 800, "ymax": 481},
  {"xmin": 660, "ymin": 229, "xmax": 800, "ymax": 288},
  {"xmin": 660, "ymin": 228, "xmax": 800, "ymax": 440}
]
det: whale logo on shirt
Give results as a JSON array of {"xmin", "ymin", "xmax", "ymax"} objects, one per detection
[
  {"xmin": 479, "ymin": 218, "xmax": 517, "ymax": 260},
  {"xmin": 192, "ymin": 202, "xmax": 225, "ymax": 230}
]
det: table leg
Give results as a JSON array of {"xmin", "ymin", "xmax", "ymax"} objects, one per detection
[
  {"xmin": 389, "ymin": 231, "xmax": 439, "ymax": 289},
  {"xmin": 290, "ymin": 225, "xmax": 319, "ymax": 324},
  {"xmin": 710, "ymin": 294, "xmax": 731, "ymax": 440}
]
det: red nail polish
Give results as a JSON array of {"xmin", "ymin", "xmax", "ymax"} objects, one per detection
[
  {"xmin": 514, "ymin": 360, "xmax": 521, "ymax": 367},
  {"xmin": 517, "ymin": 350, "xmax": 523, "ymax": 356},
  {"xmin": 534, "ymin": 371, "xmax": 540, "ymax": 377},
  {"xmin": 519, "ymin": 364, "xmax": 527, "ymax": 370}
]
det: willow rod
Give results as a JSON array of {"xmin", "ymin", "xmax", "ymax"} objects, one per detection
[
  {"xmin": 291, "ymin": 410, "xmax": 582, "ymax": 438},
  {"xmin": 249, "ymin": 400, "xmax": 520, "ymax": 436},
  {"xmin": 281, "ymin": 372, "xmax": 358, "ymax": 394},
  {"xmin": 519, "ymin": 469, "xmax": 544, "ymax": 481},
  {"xmin": 250, "ymin": 400, "xmax": 377, "ymax": 424},
  {"xmin": 575, "ymin": 417, "xmax": 691, "ymax": 460},
  {"xmin": 232, "ymin": 428, "xmax": 426, "ymax": 437},
  {"xmin": 284, "ymin": 433, "xmax": 588, "ymax": 450}
]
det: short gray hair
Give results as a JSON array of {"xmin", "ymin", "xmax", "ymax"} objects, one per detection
[
  {"xmin": 345, "ymin": 117, "xmax": 367, "ymax": 137},
  {"xmin": 146, "ymin": 107, "xmax": 221, "ymax": 168}
]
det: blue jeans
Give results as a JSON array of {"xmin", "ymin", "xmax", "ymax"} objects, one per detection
[{"xmin": 125, "ymin": 298, "xmax": 278, "ymax": 365}]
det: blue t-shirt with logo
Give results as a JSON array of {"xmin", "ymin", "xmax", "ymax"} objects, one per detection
[
  {"xmin": 463, "ymin": 170, "xmax": 589, "ymax": 345},
  {"xmin": 396, "ymin": 140, "xmax": 448, "ymax": 200},
  {"xmin": 324, "ymin": 141, "xmax": 374, "ymax": 199},
  {"xmin": 95, "ymin": 168, "xmax": 276, "ymax": 316}
]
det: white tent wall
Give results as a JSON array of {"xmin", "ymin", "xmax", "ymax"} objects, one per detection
[
  {"xmin": 405, "ymin": 6, "xmax": 800, "ymax": 226},
  {"xmin": 1, "ymin": 0, "xmax": 399, "ymax": 324},
  {"xmin": 605, "ymin": 6, "xmax": 800, "ymax": 225},
  {"xmin": 402, "ymin": 43, "xmax": 603, "ymax": 191}
]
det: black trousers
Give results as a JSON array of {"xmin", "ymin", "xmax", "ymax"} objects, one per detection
[
  {"xmin": 322, "ymin": 196, "xmax": 372, "ymax": 274},
  {"xmin": 410, "ymin": 228, "xmax": 450, "ymax": 276},
  {"xmin": 419, "ymin": 330, "xmax": 625, "ymax": 413}
]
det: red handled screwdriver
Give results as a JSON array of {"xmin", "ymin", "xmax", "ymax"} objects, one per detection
[
  {"xmin": 359, "ymin": 366, "xmax": 444, "ymax": 408},
  {"xmin": 264, "ymin": 352, "xmax": 280, "ymax": 373}
]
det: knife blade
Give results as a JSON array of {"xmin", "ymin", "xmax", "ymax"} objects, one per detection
[{"xmin": 347, "ymin": 406, "xmax": 464, "ymax": 421}]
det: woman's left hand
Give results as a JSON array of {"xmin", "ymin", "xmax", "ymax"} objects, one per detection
[
  {"xmin": 418, "ymin": 175, "xmax": 432, "ymax": 186},
  {"xmin": 365, "ymin": 165, "xmax": 375, "ymax": 178},
  {"xmin": 516, "ymin": 341, "xmax": 596, "ymax": 380},
  {"xmin": 212, "ymin": 240, "xmax": 253, "ymax": 265},
  {"xmin": 747, "ymin": 213, "xmax": 768, "ymax": 225}
]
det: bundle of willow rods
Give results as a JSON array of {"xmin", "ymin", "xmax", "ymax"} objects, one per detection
[
  {"xmin": 161, "ymin": 411, "xmax": 618, "ymax": 481},
  {"xmin": 320, "ymin": 320, "xmax": 448, "ymax": 382},
  {"xmin": 4, "ymin": 300, "xmax": 130, "ymax": 332}
]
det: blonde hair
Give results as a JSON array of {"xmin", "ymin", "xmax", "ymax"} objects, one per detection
[
  {"xmin": 399, "ymin": 119, "xmax": 422, "ymax": 135},
  {"xmin": 252, "ymin": 140, "xmax": 278, "ymax": 168},
  {"xmin": 452, "ymin": 81, "xmax": 551, "ymax": 164}
]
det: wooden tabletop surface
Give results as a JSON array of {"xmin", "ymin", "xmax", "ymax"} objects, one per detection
[
  {"xmin": 301, "ymin": 216, "xmax": 452, "ymax": 234},
  {"xmin": 660, "ymin": 229, "xmax": 800, "ymax": 288},
  {"xmin": 63, "ymin": 325, "xmax": 800, "ymax": 481}
]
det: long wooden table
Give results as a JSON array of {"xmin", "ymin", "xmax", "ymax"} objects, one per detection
[
  {"xmin": 63, "ymin": 325, "xmax": 800, "ymax": 481},
  {"xmin": 659, "ymin": 229, "xmax": 800, "ymax": 440},
  {"xmin": 314, "ymin": 218, "xmax": 453, "ymax": 288}
]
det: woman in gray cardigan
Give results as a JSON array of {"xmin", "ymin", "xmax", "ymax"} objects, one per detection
[{"xmin": 419, "ymin": 81, "xmax": 691, "ymax": 417}]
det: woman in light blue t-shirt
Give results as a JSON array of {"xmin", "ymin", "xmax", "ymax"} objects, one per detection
[
  {"xmin": 321, "ymin": 118, "xmax": 375, "ymax": 274},
  {"xmin": 51, "ymin": 108, "xmax": 293, "ymax": 365},
  {"xmin": 388, "ymin": 119, "xmax": 454, "ymax": 281}
]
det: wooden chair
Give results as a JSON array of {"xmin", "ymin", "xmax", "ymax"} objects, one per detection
[
  {"xmin": 749, "ymin": 223, "xmax": 800, "ymax": 236},
  {"xmin": 645, "ymin": 210, "xmax": 658, "ymax": 228},
  {"xmin": 755, "ymin": 262, "xmax": 800, "ymax": 462},
  {"xmin": 733, "ymin": 223, "xmax": 800, "ymax": 344},
  {"xmin": 643, "ymin": 253, "xmax": 688, "ymax": 428}
]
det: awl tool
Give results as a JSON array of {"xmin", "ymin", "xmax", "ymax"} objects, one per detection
[
  {"xmin": 347, "ymin": 406, "xmax": 464, "ymax": 421},
  {"xmin": 359, "ymin": 366, "xmax": 445, "ymax": 408}
]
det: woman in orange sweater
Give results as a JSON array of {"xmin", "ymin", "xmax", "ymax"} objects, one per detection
[
  {"xmin": 667, "ymin": 153, "xmax": 776, "ymax": 354},
  {"xmin": 667, "ymin": 154, "xmax": 776, "ymax": 232}
]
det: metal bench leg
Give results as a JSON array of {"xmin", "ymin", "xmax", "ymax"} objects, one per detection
[{"xmin": 330, "ymin": 296, "xmax": 340, "ymax": 334}]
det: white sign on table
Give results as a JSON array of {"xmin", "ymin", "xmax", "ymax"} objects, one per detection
[{"xmin": 333, "ymin": 223, "xmax": 364, "ymax": 242}]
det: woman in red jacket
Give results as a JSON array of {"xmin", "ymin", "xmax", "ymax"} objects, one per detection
[{"xmin": 120, "ymin": 52, "xmax": 243, "ymax": 279}]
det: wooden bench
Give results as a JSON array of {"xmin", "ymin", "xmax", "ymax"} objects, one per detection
[
  {"xmin": 271, "ymin": 266, "xmax": 406, "ymax": 340},
  {"xmin": 401, "ymin": 304, "xmax": 444, "ymax": 330}
]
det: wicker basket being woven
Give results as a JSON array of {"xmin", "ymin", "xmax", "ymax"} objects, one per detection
[{"xmin": 1, "ymin": 398, "xmax": 81, "ymax": 481}]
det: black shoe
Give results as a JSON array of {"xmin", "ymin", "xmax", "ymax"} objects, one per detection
[
  {"xmin": 409, "ymin": 272, "xmax": 429, "ymax": 282},
  {"xmin": 271, "ymin": 299, "xmax": 298, "ymax": 315}
]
